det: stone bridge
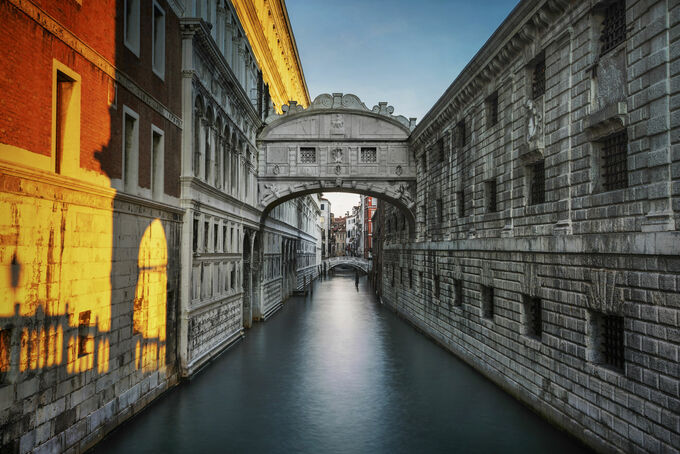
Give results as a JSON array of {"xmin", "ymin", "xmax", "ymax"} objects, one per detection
[
  {"xmin": 323, "ymin": 256, "xmax": 372, "ymax": 273},
  {"xmin": 257, "ymin": 93, "xmax": 418, "ymax": 233}
]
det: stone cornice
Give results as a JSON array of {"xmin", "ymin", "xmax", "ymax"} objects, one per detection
[
  {"xmin": 180, "ymin": 18, "xmax": 263, "ymax": 129},
  {"xmin": 410, "ymin": 0, "xmax": 569, "ymax": 148},
  {"xmin": 231, "ymin": 0, "xmax": 310, "ymax": 111}
]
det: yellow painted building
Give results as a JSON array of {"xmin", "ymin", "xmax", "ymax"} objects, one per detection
[{"xmin": 232, "ymin": 0, "xmax": 310, "ymax": 112}]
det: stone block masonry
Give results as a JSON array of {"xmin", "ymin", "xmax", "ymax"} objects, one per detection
[{"xmin": 378, "ymin": 1, "xmax": 680, "ymax": 452}]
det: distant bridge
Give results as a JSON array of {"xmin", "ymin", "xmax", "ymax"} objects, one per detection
[{"xmin": 323, "ymin": 256, "xmax": 372, "ymax": 273}]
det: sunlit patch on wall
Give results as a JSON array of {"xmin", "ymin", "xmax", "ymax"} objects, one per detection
[{"xmin": 134, "ymin": 219, "xmax": 167, "ymax": 373}]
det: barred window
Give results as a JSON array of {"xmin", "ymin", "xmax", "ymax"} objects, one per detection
[
  {"xmin": 529, "ymin": 160, "xmax": 545, "ymax": 205},
  {"xmin": 193, "ymin": 219, "xmax": 199, "ymax": 252},
  {"xmin": 487, "ymin": 92, "xmax": 499, "ymax": 128},
  {"xmin": 456, "ymin": 120, "xmax": 467, "ymax": 148},
  {"xmin": 437, "ymin": 136, "xmax": 445, "ymax": 161},
  {"xmin": 524, "ymin": 296, "xmax": 542, "ymax": 338},
  {"xmin": 0, "ymin": 329, "xmax": 10, "ymax": 373},
  {"xmin": 409, "ymin": 269, "xmax": 413, "ymax": 289},
  {"xmin": 436, "ymin": 199, "xmax": 443, "ymax": 224},
  {"xmin": 78, "ymin": 310, "xmax": 91, "ymax": 357},
  {"xmin": 481, "ymin": 285, "xmax": 494, "ymax": 319},
  {"xmin": 601, "ymin": 130, "xmax": 628, "ymax": 191},
  {"xmin": 433, "ymin": 275, "xmax": 440, "ymax": 298},
  {"xmin": 300, "ymin": 147, "xmax": 316, "ymax": 164},
  {"xmin": 602, "ymin": 314, "xmax": 625, "ymax": 370},
  {"xmin": 454, "ymin": 279, "xmax": 463, "ymax": 306},
  {"xmin": 457, "ymin": 190, "xmax": 465, "ymax": 217},
  {"xmin": 600, "ymin": 0, "xmax": 626, "ymax": 56},
  {"xmin": 532, "ymin": 54, "xmax": 546, "ymax": 99},
  {"xmin": 485, "ymin": 179, "xmax": 497, "ymax": 213},
  {"xmin": 360, "ymin": 147, "xmax": 377, "ymax": 163}
]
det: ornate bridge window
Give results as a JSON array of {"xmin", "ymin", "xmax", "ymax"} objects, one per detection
[
  {"xmin": 299, "ymin": 147, "xmax": 316, "ymax": 164},
  {"xmin": 600, "ymin": 0, "xmax": 626, "ymax": 56},
  {"xmin": 360, "ymin": 147, "xmax": 377, "ymax": 163}
]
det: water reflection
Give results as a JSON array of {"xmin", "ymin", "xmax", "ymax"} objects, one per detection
[{"xmin": 93, "ymin": 274, "xmax": 593, "ymax": 454}]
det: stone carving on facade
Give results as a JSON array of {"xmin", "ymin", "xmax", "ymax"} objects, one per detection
[
  {"xmin": 393, "ymin": 183, "xmax": 414, "ymax": 208},
  {"xmin": 272, "ymin": 164, "xmax": 280, "ymax": 175},
  {"xmin": 268, "ymin": 93, "xmax": 416, "ymax": 130},
  {"xmin": 585, "ymin": 269, "xmax": 624, "ymax": 315},
  {"xmin": 395, "ymin": 165, "xmax": 403, "ymax": 176},
  {"xmin": 334, "ymin": 165, "xmax": 342, "ymax": 175},
  {"xmin": 519, "ymin": 99, "xmax": 544, "ymax": 162},
  {"xmin": 520, "ymin": 262, "xmax": 541, "ymax": 297},
  {"xmin": 331, "ymin": 148, "xmax": 343, "ymax": 163}
]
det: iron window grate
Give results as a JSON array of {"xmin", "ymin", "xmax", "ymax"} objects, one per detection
[
  {"xmin": 486, "ymin": 179, "xmax": 497, "ymax": 212},
  {"xmin": 600, "ymin": 0, "xmax": 626, "ymax": 56},
  {"xmin": 482, "ymin": 285, "xmax": 494, "ymax": 319},
  {"xmin": 527, "ymin": 296, "xmax": 542, "ymax": 337},
  {"xmin": 602, "ymin": 131, "xmax": 628, "ymax": 191},
  {"xmin": 300, "ymin": 147, "xmax": 316, "ymax": 164},
  {"xmin": 488, "ymin": 92, "xmax": 499, "ymax": 127},
  {"xmin": 360, "ymin": 147, "xmax": 377, "ymax": 163},
  {"xmin": 602, "ymin": 314, "xmax": 625, "ymax": 370},
  {"xmin": 532, "ymin": 55, "xmax": 546, "ymax": 99},
  {"xmin": 530, "ymin": 160, "xmax": 546, "ymax": 205},
  {"xmin": 434, "ymin": 275, "xmax": 440, "ymax": 298},
  {"xmin": 454, "ymin": 279, "xmax": 463, "ymax": 306},
  {"xmin": 456, "ymin": 120, "xmax": 467, "ymax": 148},
  {"xmin": 457, "ymin": 191, "xmax": 465, "ymax": 217}
]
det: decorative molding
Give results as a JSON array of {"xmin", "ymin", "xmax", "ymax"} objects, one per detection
[{"xmin": 585, "ymin": 269, "xmax": 624, "ymax": 315}]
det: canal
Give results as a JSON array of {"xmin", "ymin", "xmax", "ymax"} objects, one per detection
[{"xmin": 93, "ymin": 273, "xmax": 594, "ymax": 454}]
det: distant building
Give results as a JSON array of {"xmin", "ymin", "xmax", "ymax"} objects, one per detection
[
  {"xmin": 319, "ymin": 197, "xmax": 331, "ymax": 257},
  {"xmin": 361, "ymin": 196, "xmax": 377, "ymax": 259}
]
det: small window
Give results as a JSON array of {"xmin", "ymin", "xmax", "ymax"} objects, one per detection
[
  {"xmin": 529, "ymin": 160, "xmax": 545, "ymax": 205},
  {"xmin": 360, "ymin": 147, "xmax": 377, "ymax": 163},
  {"xmin": 600, "ymin": 0, "xmax": 626, "ymax": 56},
  {"xmin": 409, "ymin": 270, "xmax": 413, "ymax": 289},
  {"xmin": 0, "ymin": 329, "xmax": 10, "ymax": 373},
  {"xmin": 151, "ymin": 128, "xmax": 164, "ymax": 200},
  {"xmin": 456, "ymin": 120, "xmax": 467, "ymax": 148},
  {"xmin": 55, "ymin": 70, "xmax": 78, "ymax": 174},
  {"xmin": 454, "ymin": 279, "xmax": 463, "ymax": 306},
  {"xmin": 123, "ymin": 108, "xmax": 139, "ymax": 193},
  {"xmin": 230, "ymin": 266, "xmax": 235, "ymax": 290},
  {"xmin": 78, "ymin": 311, "xmax": 91, "ymax": 357},
  {"xmin": 223, "ymin": 226, "xmax": 227, "ymax": 252},
  {"xmin": 601, "ymin": 130, "xmax": 628, "ymax": 191},
  {"xmin": 486, "ymin": 92, "xmax": 499, "ymax": 128},
  {"xmin": 193, "ymin": 219, "xmax": 199, "ymax": 253},
  {"xmin": 436, "ymin": 199, "xmax": 443, "ymax": 224},
  {"xmin": 524, "ymin": 295, "xmax": 542, "ymax": 338},
  {"xmin": 457, "ymin": 190, "xmax": 465, "ymax": 217},
  {"xmin": 124, "ymin": 0, "xmax": 140, "ymax": 56},
  {"xmin": 532, "ymin": 53, "xmax": 546, "ymax": 99},
  {"xmin": 214, "ymin": 223, "xmax": 218, "ymax": 250},
  {"xmin": 204, "ymin": 222, "xmax": 209, "ymax": 251},
  {"xmin": 485, "ymin": 179, "xmax": 497, "ymax": 213},
  {"xmin": 481, "ymin": 285, "xmax": 494, "ymax": 319},
  {"xmin": 400, "ymin": 267, "xmax": 403, "ymax": 285},
  {"xmin": 152, "ymin": 2, "xmax": 166, "ymax": 79},
  {"xmin": 590, "ymin": 311, "xmax": 625, "ymax": 371},
  {"xmin": 300, "ymin": 147, "xmax": 316, "ymax": 164},
  {"xmin": 433, "ymin": 275, "xmax": 440, "ymax": 299}
]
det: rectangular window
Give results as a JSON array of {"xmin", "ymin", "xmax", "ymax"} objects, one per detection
[
  {"xmin": 485, "ymin": 179, "xmax": 497, "ymax": 213},
  {"xmin": 214, "ymin": 223, "xmax": 218, "ymax": 251},
  {"xmin": 436, "ymin": 198, "xmax": 443, "ymax": 224},
  {"xmin": 152, "ymin": 2, "xmax": 166, "ymax": 79},
  {"xmin": 300, "ymin": 147, "xmax": 316, "ymax": 164},
  {"xmin": 433, "ymin": 275, "xmax": 440, "ymax": 298},
  {"xmin": 602, "ymin": 314, "xmax": 625, "ymax": 370},
  {"xmin": 230, "ymin": 265, "xmax": 235, "ymax": 290},
  {"xmin": 487, "ymin": 92, "xmax": 499, "ymax": 128},
  {"xmin": 231, "ymin": 227, "xmax": 234, "ymax": 252},
  {"xmin": 456, "ymin": 120, "xmax": 467, "ymax": 148},
  {"xmin": 193, "ymin": 219, "xmax": 199, "ymax": 253},
  {"xmin": 360, "ymin": 147, "xmax": 377, "ymax": 163},
  {"xmin": 78, "ymin": 311, "xmax": 91, "ymax": 357},
  {"xmin": 600, "ymin": 0, "xmax": 626, "ymax": 56},
  {"xmin": 204, "ymin": 222, "xmax": 209, "ymax": 251},
  {"xmin": 123, "ymin": 108, "xmax": 139, "ymax": 193},
  {"xmin": 601, "ymin": 130, "xmax": 628, "ymax": 191},
  {"xmin": 400, "ymin": 267, "xmax": 403, "ymax": 285},
  {"xmin": 54, "ymin": 70, "xmax": 77, "ymax": 174},
  {"xmin": 454, "ymin": 279, "xmax": 463, "ymax": 306},
  {"xmin": 481, "ymin": 285, "xmax": 494, "ymax": 319},
  {"xmin": 151, "ymin": 128, "xmax": 164, "ymax": 200},
  {"xmin": 457, "ymin": 191, "xmax": 465, "ymax": 217},
  {"xmin": 532, "ymin": 53, "xmax": 546, "ymax": 99},
  {"xmin": 124, "ymin": 0, "xmax": 140, "ymax": 56},
  {"xmin": 529, "ymin": 160, "xmax": 545, "ymax": 205},
  {"xmin": 409, "ymin": 270, "xmax": 413, "ymax": 289},
  {"xmin": 524, "ymin": 295, "xmax": 542, "ymax": 338},
  {"xmin": 0, "ymin": 329, "xmax": 10, "ymax": 373},
  {"xmin": 223, "ymin": 226, "xmax": 227, "ymax": 252}
]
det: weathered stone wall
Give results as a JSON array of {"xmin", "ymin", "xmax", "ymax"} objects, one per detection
[
  {"xmin": 0, "ymin": 164, "xmax": 182, "ymax": 453},
  {"xmin": 381, "ymin": 1, "xmax": 680, "ymax": 453}
]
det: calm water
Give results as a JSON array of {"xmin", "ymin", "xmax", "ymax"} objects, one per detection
[{"xmin": 93, "ymin": 273, "xmax": 594, "ymax": 454}]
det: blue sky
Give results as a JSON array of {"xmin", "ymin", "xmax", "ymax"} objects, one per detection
[{"xmin": 285, "ymin": 0, "xmax": 520, "ymax": 215}]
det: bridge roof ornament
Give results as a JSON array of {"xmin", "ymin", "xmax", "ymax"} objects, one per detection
[{"xmin": 267, "ymin": 92, "xmax": 417, "ymax": 131}]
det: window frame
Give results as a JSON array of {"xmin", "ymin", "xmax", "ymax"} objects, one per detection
[
  {"xmin": 124, "ymin": 0, "xmax": 141, "ymax": 57},
  {"xmin": 152, "ymin": 0, "xmax": 166, "ymax": 80}
]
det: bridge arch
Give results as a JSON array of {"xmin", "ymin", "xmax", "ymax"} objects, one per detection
[{"xmin": 256, "ymin": 93, "xmax": 417, "ymax": 233}]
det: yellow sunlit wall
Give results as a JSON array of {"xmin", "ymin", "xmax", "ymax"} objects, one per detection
[{"xmin": 232, "ymin": 0, "xmax": 310, "ymax": 112}]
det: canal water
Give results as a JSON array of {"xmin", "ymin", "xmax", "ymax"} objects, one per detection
[{"xmin": 93, "ymin": 273, "xmax": 594, "ymax": 454}]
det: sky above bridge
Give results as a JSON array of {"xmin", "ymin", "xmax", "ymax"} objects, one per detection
[{"xmin": 287, "ymin": 0, "xmax": 520, "ymax": 215}]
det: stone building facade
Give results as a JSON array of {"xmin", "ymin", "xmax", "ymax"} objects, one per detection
[
  {"xmin": 0, "ymin": 0, "xmax": 318, "ymax": 451},
  {"xmin": 379, "ymin": 1, "xmax": 680, "ymax": 452}
]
